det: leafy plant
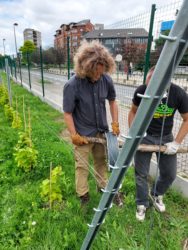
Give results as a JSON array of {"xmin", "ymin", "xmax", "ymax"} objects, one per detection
[
  {"xmin": 40, "ymin": 166, "xmax": 70, "ymax": 208},
  {"xmin": 0, "ymin": 84, "xmax": 9, "ymax": 106},
  {"xmin": 12, "ymin": 110, "xmax": 22, "ymax": 129},
  {"xmin": 14, "ymin": 131, "xmax": 38, "ymax": 172},
  {"xmin": 4, "ymin": 104, "xmax": 14, "ymax": 121}
]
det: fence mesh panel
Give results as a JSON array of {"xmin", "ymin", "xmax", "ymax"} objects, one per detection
[{"xmin": 5, "ymin": 0, "xmax": 187, "ymax": 176}]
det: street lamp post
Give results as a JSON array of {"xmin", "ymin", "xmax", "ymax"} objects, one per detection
[
  {"xmin": 3, "ymin": 38, "xmax": 6, "ymax": 55},
  {"xmin": 13, "ymin": 23, "xmax": 18, "ymax": 56},
  {"xmin": 13, "ymin": 23, "xmax": 22, "ymax": 85}
]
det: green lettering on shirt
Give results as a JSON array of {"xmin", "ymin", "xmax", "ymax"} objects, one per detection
[{"xmin": 153, "ymin": 104, "xmax": 174, "ymax": 119}]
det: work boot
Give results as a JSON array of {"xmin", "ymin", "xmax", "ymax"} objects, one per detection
[{"xmin": 80, "ymin": 192, "xmax": 90, "ymax": 205}]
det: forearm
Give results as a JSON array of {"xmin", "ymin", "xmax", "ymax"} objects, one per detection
[
  {"xmin": 128, "ymin": 112, "xmax": 135, "ymax": 128},
  {"xmin": 175, "ymin": 120, "xmax": 188, "ymax": 143},
  {"xmin": 63, "ymin": 112, "xmax": 76, "ymax": 135},
  {"xmin": 109, "ymin": 100, "xmax": 118, "ymax": 122}
]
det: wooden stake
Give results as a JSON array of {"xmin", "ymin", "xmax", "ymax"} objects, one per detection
[
  {"xmin": 23, "ymin": 96, "xmax": 26, "ymax": 131},
  {"xmin": 49, "ymin": 163, "xmax": 52, "ymax": 209}
]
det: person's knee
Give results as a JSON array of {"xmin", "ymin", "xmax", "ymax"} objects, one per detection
[{"xmin": 136, "ymin": 172, "xmax": 148, "ymax": 185}]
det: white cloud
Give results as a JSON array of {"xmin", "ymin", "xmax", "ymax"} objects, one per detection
[{"xmin": 0, "ymin": 0, "xmax": 182, "ymax": 55}]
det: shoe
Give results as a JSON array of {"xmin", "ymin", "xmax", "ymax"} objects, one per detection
[
  {"xmin": 80, "ymin": 193, "xmax": 90, "ymax": 205},
  {"xmin": 151, "ymin": 195, "xmax": 166, "ymax": 212},
  {"xmin": 136, "ymin": 205, "xmax": 146, "ymax": 221},
  {"xmin": 113, "ymin": 192, "xmax": 124, "ymax": 207}
]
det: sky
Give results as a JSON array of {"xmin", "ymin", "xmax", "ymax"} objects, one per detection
[{"xmin": 0, "ymin": 0, "xmax": 180, "ymax": 55}]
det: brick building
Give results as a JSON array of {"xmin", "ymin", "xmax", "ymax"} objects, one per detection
[{"xmin": 54, "ymin": 19, "xmax": 94, "ymax": 61}]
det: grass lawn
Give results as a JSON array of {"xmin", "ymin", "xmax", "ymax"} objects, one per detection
[{"xmin": 0, "ymin": 72, "xmax": 188, "ymax": 249}]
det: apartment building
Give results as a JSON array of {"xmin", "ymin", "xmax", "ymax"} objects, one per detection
[{"xmin": 23, "ymin": 28, "xmax": 42, "ymax": 48}]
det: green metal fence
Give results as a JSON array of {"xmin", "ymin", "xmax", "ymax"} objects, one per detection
[
  {"xmin": 1, "ymin": 0, "xmax": 188, "ymax": 176},
  {"xmin": 106, "ymin": 0, "xmax": 188, "ymax": 176}
]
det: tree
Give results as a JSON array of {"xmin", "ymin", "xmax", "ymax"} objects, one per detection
[
  {"xmin": 19, "ymin": 40, "xmax": 36, "ymax": 64},
  {"xmin": 19, "ymin": 40, "xmax": 36, "ymax": 54},
  {"xmin": 54, "ymin": 47, "xmax": 65, "ymax": 71},
  {"xmin": 121, "ymin": 39, "xmax": 147, "ymax": 78},
  {"xmin": 43, "ymin": 47, "xmax": 56, "ymax": 66}
]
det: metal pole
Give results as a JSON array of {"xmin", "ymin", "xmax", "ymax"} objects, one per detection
[
  {"xmin": 10, "ymin": 57, "xmax": 13, "ymax": 76},
  {"xmin": 40, "ymin": 46, "xmax": 45, "ymax": 97},
  {"xmin": 13, "ymin": 23, "xmax": 22, "ymax": 86},
  {"xmin": 143, "ymin": 4, "xmax": 156, "ymax": 84},
  {"xmin": 27, "ymin": 52, "xmax": 31, "ymax": 89},
  {"xmin": 5, "ymin": 58, "xmax": 12, "ymax": 106},
  {"xmin": 3, "ymin": 39, "xmax": 6, "ymax": 55},
  {"xmin": 13, "ymin": 55, "xmax": 17, "ymax": 79},
  {"xmin": 18, "ymin": 53, "xmax": 23, "ymax": 86},
  {"xmin": 81, "ymin": 0, "xmax": 188, "ymax": 248},
  {"xmin": 67, "ymin": 36, "xmax": 70, "ymax": 80},
  {"xmin": 13, "ymin": 23, "xmax": 18, "ymax": 56}
]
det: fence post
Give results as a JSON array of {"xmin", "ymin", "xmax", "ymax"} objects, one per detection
[
  {"xmin": 13, "ymin": 55, "xmax": 17, "ymax": 79},
  {"xmin": 40, "ymin": 46, "xmax": 45, "ymax": 97},
  {"xmin": 18, "ymin": 53, "xmax": 23, "ymax": 86},
  {"xmin": 5, "ymin": 58, "xmax": 12, "ymax": 106},
  {"xmin": 67, "ymin": 36, "xmax": 70, "ymax": 80},
  {"xmin": 10, "ymin": 57, "xmax": 13, "ymax": 76},
  {"xmin": 27, "ymin": 52, "xmax": 31, "ymax": 89},
  {"xmin": 143, "ymin": 4, "xmax": 156, "ymax": 84}
]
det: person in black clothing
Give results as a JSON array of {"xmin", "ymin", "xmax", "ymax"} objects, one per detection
[{"xmin": 128, "ymin": 66, "xmax": 188, "ymax": 221}]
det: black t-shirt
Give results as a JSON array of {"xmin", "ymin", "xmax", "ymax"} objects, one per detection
[{"xmin": 132, "ymin": 83, "xmax": 188, "ymax": 135}]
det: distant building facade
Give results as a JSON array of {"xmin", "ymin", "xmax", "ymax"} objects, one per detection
[
  {"xmin": 23, "ymin": 28, "xmax": 42, "ymax": 48},
  {"xmin": 83, "ymin": 28, "xmax": 148, "ymax": 55},
  {"xmin": 54, "ymin": 19, "xmax": 94, "ymax": 60}
]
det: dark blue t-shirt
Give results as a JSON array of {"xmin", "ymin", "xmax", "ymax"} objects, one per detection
[
  {"xmin": 63, "ymin": 74, "xmax": 116, "ymax": 136},
  {"xmin": 132, "ymin": 83, "xmax": 188, "ymax": 135}
]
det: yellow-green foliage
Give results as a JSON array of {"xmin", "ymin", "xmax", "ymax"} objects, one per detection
[
  {"xmin": 12, "ymin": 110, "xmax": 22, "ymax": 129},
  {"xmin": 40, "ymin": 166, "xmax": 67, "ymax": 206},
  {"xmin": 14, "ymin": 131, "xmax": 38, "ymax": 172},
  {"xmin": 4, "ymin": 104, "xmax": 14, "ymax": 121},
  {"xmin": 0, "ymin": 84, "xmax": 9, "ymax": 106}
]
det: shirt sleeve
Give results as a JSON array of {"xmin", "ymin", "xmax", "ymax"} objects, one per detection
[
  {"xmin": 177, "ymin": 87, "xmax": 188, "ymax": 114},
  {"xmin": 106, "ymin": 76, "xmax": 116, "ymax": 101},
  {"xmin": 63, "ymin": 82, "xmax": 76, "ymax": 113},
  {"xmin": 132, "ymin": 85, "xmax": 146, "ymax": 106}
]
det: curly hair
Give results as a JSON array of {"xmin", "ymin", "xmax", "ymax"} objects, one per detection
[{"xmin": 74, "ymin": 40, "xmax": 116, "ymax": 78}]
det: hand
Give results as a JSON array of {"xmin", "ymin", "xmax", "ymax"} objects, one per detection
[
  {"xmin": 111, "ymin": 122, "xmax": 120, "ymax": 136},
  {"xmin": 71, "ymin": 133, "xmax": 88, "ymax": 146},
  {"xmin": 164, "ymin": 141, "xmax": 180, "ymax": 155}
]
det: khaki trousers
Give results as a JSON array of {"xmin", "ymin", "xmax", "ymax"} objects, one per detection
[{"xmin": 74, "ymin": 133, "xmax": 107, "ymax": 197}]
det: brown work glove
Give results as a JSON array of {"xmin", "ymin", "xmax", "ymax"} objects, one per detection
[
  {"xmin": 71, "ymin": 133, "xmax": 89, "ymax": 146},
  {"xmin": 111, "ymin": 122, "xmax": 120, "ymax": 136}
]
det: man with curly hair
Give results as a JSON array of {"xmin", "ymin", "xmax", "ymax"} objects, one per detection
[{"xmin": 63, "ymin": 40, "xmax": 123, "ymax": 206}]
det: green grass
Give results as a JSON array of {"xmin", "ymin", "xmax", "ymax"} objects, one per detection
[
  {"xmin": 0, "ymin": 72, "xmax": 188, "ymax": 249},
  {"xmin": 38, "ymin": 79, "xmax": 52, "ymax": 84}
]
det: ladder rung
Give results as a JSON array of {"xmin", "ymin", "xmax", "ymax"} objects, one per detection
[
  {"xmin": 93, "ymin": 207, "xmax": 108, "ymax": 212},
  {"xmin": 159, "ymin": 34, "xmax": 177, "ymax": 41},
  {"xmin": 137, "ymin": 93, "xmax": 160, "ymax": 99}
]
